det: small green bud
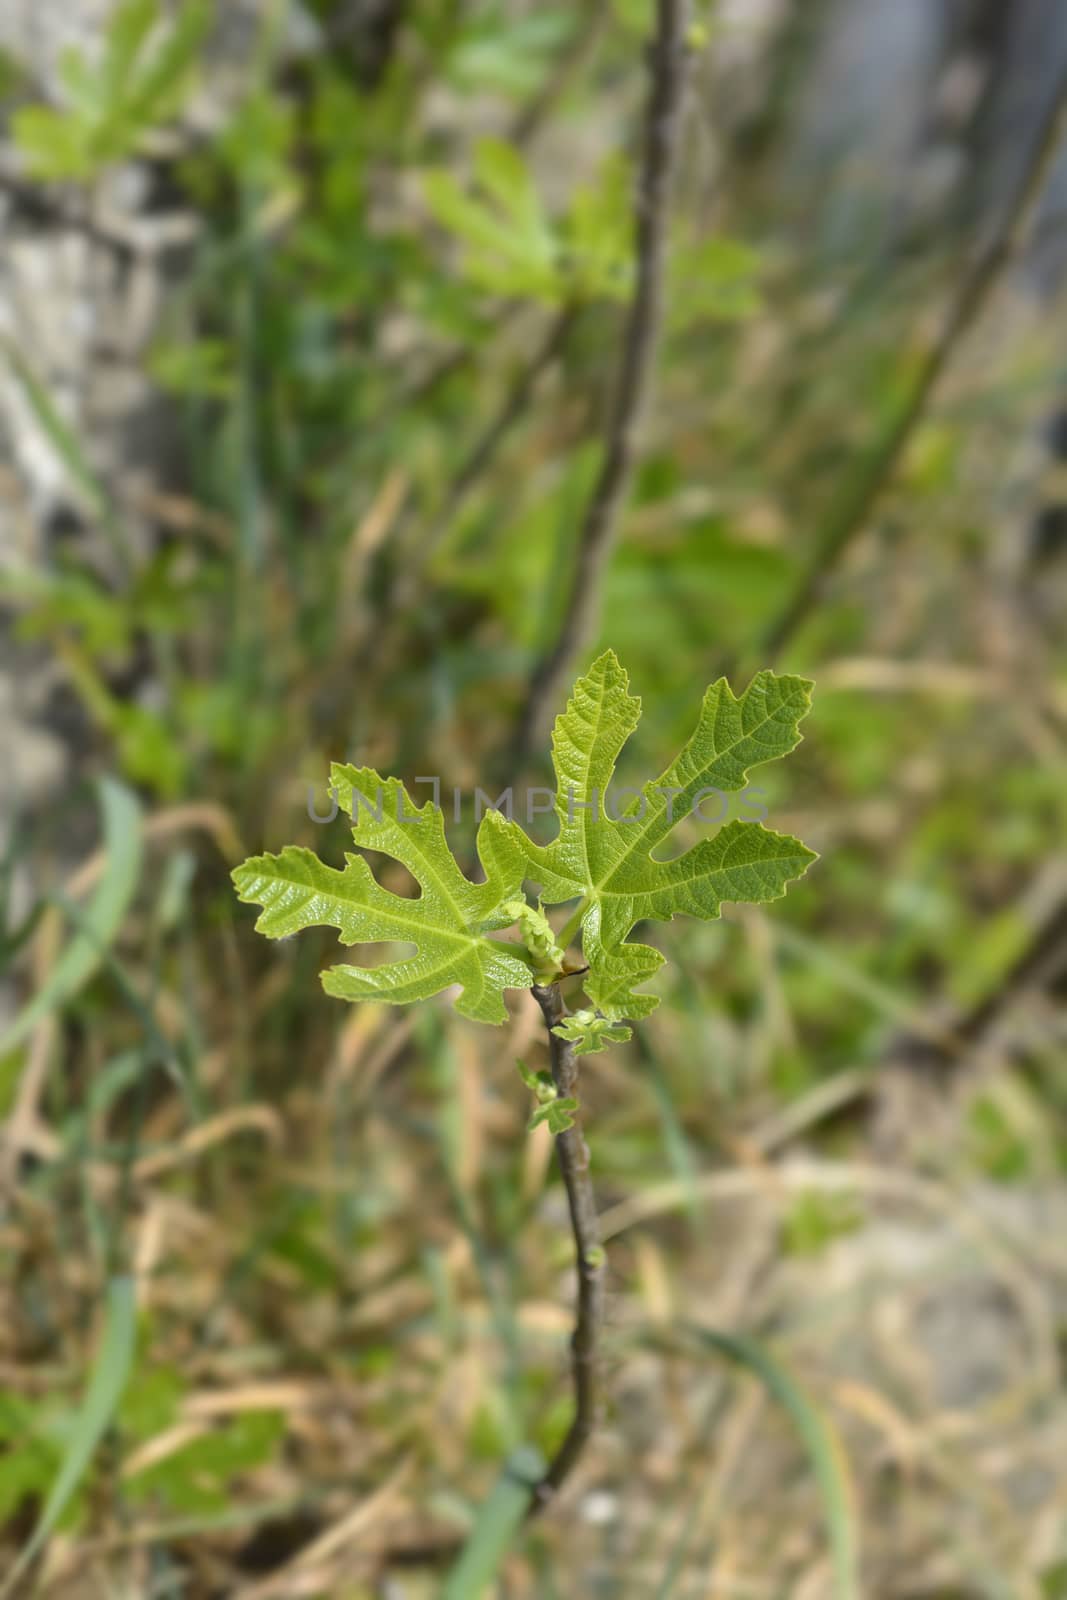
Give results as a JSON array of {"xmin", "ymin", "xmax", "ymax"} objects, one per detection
[
  {"xmin": 529, "ymin": 1096, "xmax": 580, "ymax": 1135},
  {"xmin": 514, "ymin": 1056, "xmax": 540, "ymax": 1093},
  {"xmin": 504, "ymin": 898, "xmax": 566, "ymax": 977},
  {"xmin": 552, "ymin": 1011, "xmax": 633, "ymax": 1056}
]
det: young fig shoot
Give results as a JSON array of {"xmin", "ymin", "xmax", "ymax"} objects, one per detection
[{"xmin": 232, "ymin": 652, "xmax": 816, "ymax": 1031}]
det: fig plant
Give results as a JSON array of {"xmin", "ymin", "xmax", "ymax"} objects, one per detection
[{"xmin": 232, "ymin": 649, "xmax": 816, "ymax": 1505}]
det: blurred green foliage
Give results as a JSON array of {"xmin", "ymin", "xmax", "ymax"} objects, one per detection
[
  {"xmin": 13, "ymin": 0, "xmax": 209, "ymax": 180},
  {"xmin": 1, "ymin": 0, "xmax": 1066, "ymax": 1592}
]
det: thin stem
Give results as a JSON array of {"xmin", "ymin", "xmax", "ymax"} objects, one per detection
[
  {"xmin": 510, "ymin": 0, "xmax": 691, "ymax": 771},
  {"xmin": 530, "ymin": 980, "xmax": 605, "ymax": 1507},
  {"xmin": 741, "ymin": 65, "xmax": 1067, "ymax": 673}
]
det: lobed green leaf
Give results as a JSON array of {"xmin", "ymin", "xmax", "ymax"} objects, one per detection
[
  {"xmin": 232, "ymin": 766, "xmax": 533, "ymax": 1024},
  {"xmin": 508, "ymin": 651, "xmax": 817, "ymax": 1016},
  {"xmin": 233, "ymin": 659, "xmax": 816, "ymax": 1031}
]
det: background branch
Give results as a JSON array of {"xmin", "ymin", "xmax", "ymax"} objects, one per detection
[
  {"xmin": 510, "ymin": 0, "xmax": 691, "ymax": 771},
  {"xmin": 740, "ymin": 65, "xmax": 1067, "ymax": 672}
]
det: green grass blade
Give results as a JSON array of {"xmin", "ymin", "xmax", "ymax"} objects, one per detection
[
  {"xmin": 441, "ymin": 1446, "xmax": 544, "ymax": 1600},
  {"xmin": 0, "ymin": 777, "xmax": 143, "ymax": 1055},
  {"xmin": 0, "ymin": 335, "xmax": 132, "ymax": 570},
  {"xmin": 3, "ymin": 1276, "xmax": 138, "ymax": 1596},
  {"xmin": 651, "ymin": 1474, "xmax": 713, "ymax": 1600},
  {"xmin": 682, "ymin": 1325, "xmax": 861, "ymax": 1600}
]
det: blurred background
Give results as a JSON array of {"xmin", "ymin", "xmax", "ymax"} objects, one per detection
[{"xmin": 2, "ymin": 1, "xmax": 1067, "ymax": 1595}]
